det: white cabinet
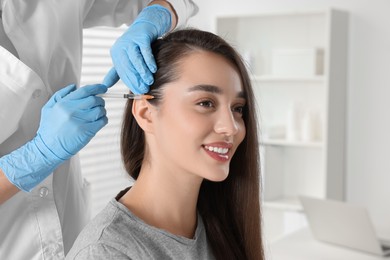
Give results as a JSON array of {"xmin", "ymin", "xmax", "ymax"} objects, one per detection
[{"xmin": 216, "ymin": 9, "xmax": 348, "ymax": 239}]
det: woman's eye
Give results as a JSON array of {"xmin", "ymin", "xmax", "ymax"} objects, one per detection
[
  {"xmin": 197, "ymin": 100, "xmax": 214, "ymax": 108},
  {"xmin": 233, "ymin": 105, "xmax": 245, "ymax": 115}
]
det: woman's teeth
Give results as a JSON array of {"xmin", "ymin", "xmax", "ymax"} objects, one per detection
[{"xmin": 204, "ymin": 145, "xmax": 229, "ymax": 154}]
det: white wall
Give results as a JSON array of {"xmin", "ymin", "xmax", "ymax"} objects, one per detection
[{"xmin": 188, "ymin": 0, "xmax": 390, "ymax": 232}]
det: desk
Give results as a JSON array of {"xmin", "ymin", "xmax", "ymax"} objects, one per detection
[{"xmin": 268, "ymin": 228, "xmax": 389, "ymax": 260}]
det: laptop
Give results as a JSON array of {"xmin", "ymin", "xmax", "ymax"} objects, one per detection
[{"xmin": 299, "ymin": 196, "xmax": 390, "ymax": 256}]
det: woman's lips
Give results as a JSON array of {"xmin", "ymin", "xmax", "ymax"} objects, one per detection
[{"xmin": 202, "ymin": 143, "xmax": 233, "ymax": 162}]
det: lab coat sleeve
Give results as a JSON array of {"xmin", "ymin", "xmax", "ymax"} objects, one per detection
[
  {"xmin": 167, "ymin": 0, "xmax": 198, "ymax": 29},
  {"xmin": 82, "ymin": 0, "xmax": 147, "ymax": 28},
  {"xmin": 0, "ymin": 47, "xmax": 37, "ymax": 144},
  {"xmin": 81, "ymin": 0, "xmax": 197, "ymax": 29},
  {"xmin": 0, "ymin": 85, "xmax": 28, "ymax": 145}
]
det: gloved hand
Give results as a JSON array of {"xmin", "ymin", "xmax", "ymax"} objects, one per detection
[
  {"xmin": 0, "ymin": 84, "xmax": 108, "ymax": 192},
  {"xmin": 103, "ymin": 5, "xmax": 172, "ymax": 94}
]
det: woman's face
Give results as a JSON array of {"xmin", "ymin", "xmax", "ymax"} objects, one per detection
[{"xmin": 150, "ymin": 50, "xmax": 246, "ymax": 182}]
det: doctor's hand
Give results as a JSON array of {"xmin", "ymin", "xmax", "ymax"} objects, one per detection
[
  {"xmin": 37, "ymin": 84, "xmax": 108, "ymax": 160},
  {"xmin": 103, "ymin": 5, "xmax": 172, "ymax": 94},
  {"xmin": 0, "ymin": 84, "xmax": 108, "ymax": 192}
]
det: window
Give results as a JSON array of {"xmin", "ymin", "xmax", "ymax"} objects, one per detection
[{"xmin": 79, "ymin": 26, "xmax": 133, "ymax": 217}]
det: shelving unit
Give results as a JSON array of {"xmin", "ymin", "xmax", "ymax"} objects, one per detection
[
  {"xmin": 216, "ymin": 9, "xmax": 348, "ymax": 240},
  {"xmin": 262, "ymin": 138, "xmax": 323, "ymax": 148},
  {"xmin": 251, "ymin": 75, "xmax": 325, "ymax": 83}
]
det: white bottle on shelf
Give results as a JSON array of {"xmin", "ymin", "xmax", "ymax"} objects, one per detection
[
  {"xmin": 301, "ymin": 109, "xmax": 315, "ymax": 142},
  {"xmin": 286, "ymin": 102, "xmax": 303, "ymax": 141}
]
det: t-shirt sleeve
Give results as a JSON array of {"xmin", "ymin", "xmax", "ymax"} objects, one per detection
[{"xmin": 69, "ymin": 244, "xmax": 131, "ymax": 260}]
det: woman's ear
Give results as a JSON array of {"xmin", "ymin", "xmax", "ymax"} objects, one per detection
[{"xmin": 132, "ymin": 99, "xmax": 154, "ymax": 133}]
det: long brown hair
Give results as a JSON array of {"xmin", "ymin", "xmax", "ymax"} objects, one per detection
[{"xmin": 121, "ymin": 29, "xmax": 264, "ymax": 260}]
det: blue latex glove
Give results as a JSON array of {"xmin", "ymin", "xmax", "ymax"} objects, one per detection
[
  {"xmin": 0, "ymin": 84, "xmax": 108, "ymax": 192},
  {"xmin": 103, "ymin": 5, "xmax": 172, "ymax": 94}
]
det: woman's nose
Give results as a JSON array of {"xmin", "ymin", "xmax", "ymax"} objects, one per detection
[{"xmin": 214, "ymin": 108, "xmax": 239, "ymax": 136}]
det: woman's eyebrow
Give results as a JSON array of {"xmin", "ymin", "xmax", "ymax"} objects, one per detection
[
  {"xmin": 188, "ymin": 84, "xmax": 222, "ymax": 94},
  {"xmin": 188, "ymin": 84, "xmax": 245, "ymax": 98}
]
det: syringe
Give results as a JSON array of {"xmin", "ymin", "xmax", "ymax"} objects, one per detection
[{"xmin": 98, "ymin": 93, "xmax": 154, "ymax": 100}]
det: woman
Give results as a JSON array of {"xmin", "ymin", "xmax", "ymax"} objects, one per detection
[{"xmin": 67, "ymin": 29, "xmax": 264, "ymax": 260}]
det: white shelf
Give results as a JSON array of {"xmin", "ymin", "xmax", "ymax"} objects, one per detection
[
  {"xmin": 217, "ymin": 8, "xmax": 347, "ymax": 201},
  {"xmin": 217, "ymin": 8, "xmax": 348, "ymax": 240},
  {"xmin": 251, "ymin": 75, "xmax": 325, "ymax": 83},
  {"xmin": 261, "ymin": 139, "xmax": 323, "ymax": 148},
  {"xmin": 264, "ymin": 197, "xmax": 303, "ymax": 212}
]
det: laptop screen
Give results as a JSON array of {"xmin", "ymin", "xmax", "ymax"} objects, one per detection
[{"xmin": 300, "ymin": 196, "xmax": 387, "ymax": 256}]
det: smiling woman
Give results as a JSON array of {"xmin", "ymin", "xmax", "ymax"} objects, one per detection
[{"xmin": 67, "ymin": 29, "xmax": 264, "ymax": 260}]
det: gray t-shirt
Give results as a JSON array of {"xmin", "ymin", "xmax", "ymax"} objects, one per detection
[{"xmin": 66, "ymin": 197, "xmax": 215, "ymax": 260}]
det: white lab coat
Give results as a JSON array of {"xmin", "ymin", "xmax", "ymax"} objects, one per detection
[{"xmin": 0, "ymin": 0, "xmax": 197, "ymax": 259}]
